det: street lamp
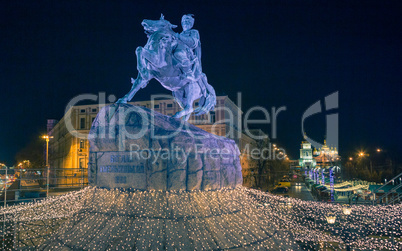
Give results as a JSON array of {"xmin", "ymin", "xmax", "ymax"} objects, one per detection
[
  {"xmin": 357, "ymin": 151, "xmax": 375, "ymax": 175},
  {"xmin": 23, "ymin": 160, "xmax": 30, "ymax": 168},
  {"xmin": 342, "ymin": 205, "xmax": 352, "ymax": 215},
  {"xmin": 326, "ymin": 213, "xmax": 336, "ymax": 224},
  {"xmin": 342, "ymin": 205, "xmax": 352, "ymax": 251},
  {"xmin": 42, "ymin": 135, "xmax": 53, "ymax": 197},
  {"xmin": 286, "ymin": 200, "xmax": 292, "ymax": 209}
]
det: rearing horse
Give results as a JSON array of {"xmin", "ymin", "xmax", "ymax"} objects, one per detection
[{"xmin": 117, "ymin": 15, "xmax": 216, "ymax": 121}]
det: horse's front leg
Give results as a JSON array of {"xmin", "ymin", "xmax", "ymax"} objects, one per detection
[
  {"xmin": 183, "ymin": 113, "xmax": 192, "ymax": 121},
  {"xmin": 116, "ymin": 75, "xmax": 149, "ymax": 103},
  {"xmin": 136, "ymin": 47, "xmax": 151, "ymax": 80},
  {"xmin": 172, "ymin": 103, "xmax": 194, "ymax": 120}
]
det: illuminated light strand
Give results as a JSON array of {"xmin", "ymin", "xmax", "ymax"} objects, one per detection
[
  {"xmin": 0, "ymin": 187, "xmax": 400, "ymax": 250},
  {"xmin": 332, "ymin": 184, "xmax": 369, "ymax": 192},
  {"xmin": 249, "ymin": 188, "xmax": 402, "ymax": 250}
]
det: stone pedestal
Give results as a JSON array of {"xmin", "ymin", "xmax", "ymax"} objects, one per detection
[{"xmin": 88, "ymin": 104, "xmax": 242, "ymax": 191}]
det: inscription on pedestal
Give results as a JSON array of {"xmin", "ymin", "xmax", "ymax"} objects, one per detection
[{"xmin": 95, "ymin": 152, "xmax": 147, "ymax": 189}]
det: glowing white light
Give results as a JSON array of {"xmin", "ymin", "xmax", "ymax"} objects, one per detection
[
  {"xmin": 342, "ymin": 205, "xmax": 352, "ymax": 216},
  {"xmin": 0, "ymin": 186, "xmax": 400, "ymax": 250}
]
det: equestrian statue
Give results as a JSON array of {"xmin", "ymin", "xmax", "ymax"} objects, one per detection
[{"xmin": 117, "ymin": 14, "xmax": 216, "ymax": 121}]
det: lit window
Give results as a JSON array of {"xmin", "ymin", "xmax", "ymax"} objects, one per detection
[
  {"xmin": 80, "ymin": 140, "xmax": 85, "ymax": 149},
  {"xmin": 79, "ymin": 158, "xmax": 85, "ymax": 169},
  {"xmin": 210, "ymin": 111, "xmax": 216, "ymax": 123},
  {"xmin": 80, "ymin": 118, "xmax": 86, "ymax": 129}
]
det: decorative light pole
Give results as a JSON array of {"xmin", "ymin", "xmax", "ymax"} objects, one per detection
[
  {"xmin": 23, "ymin": 160, "xmax": 30, "ymax": 168},
  {"xmin": 1, "ymin": 163, "xmax": 7, "ymax": 208},
  {"xmin": 42, "ymin": 135, "xmax": 53, "ymax": 197},
  {"xmin": 330, "ymin": 167, "xmax": 335, "ymax": 201},
  {"xmin": 342, "ymin": 205, "xmax": 352, "ymax": 251},
  {"xmin": 326, "ymin": 213, "xmax": 336, "ymax": 224},
  {"xmin": 342, "ymin": 205, "xmax": 352, "ymax": 216},
  {"xmin": 286, "ymin": 200, "xmax": 292, "ymax": 209}
]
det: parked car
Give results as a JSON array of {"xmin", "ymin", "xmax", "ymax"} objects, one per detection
[
  {"xmin": 278, "ymin": 181, "xmax": 291, "ymax": 187},
  {"xmin": 319, "ymin": 190, "xmax": 331, "ymax": 201},
  {"xmin": 270, "ymin": 187, "xmax": 289, "ymax": 194},
  {"xmin": 278, "ymin": 177, "xmax": 291, "ymax": 187}
]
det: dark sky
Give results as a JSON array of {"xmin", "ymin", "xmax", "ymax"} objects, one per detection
[{"xmin": 1, "ymin": 0, "xmax": 401, "ymax": 165}]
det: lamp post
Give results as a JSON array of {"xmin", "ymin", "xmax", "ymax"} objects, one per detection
[
  {"xmin": 342, "ymin": 205, "xmax": 352, "ymax": 251},
  {"xmin": 42, "ymin": 135, "xmax": 53, "ymax": 197},
  {"xmin": 358, "ymin": 148, "xmax": 386, "ymax": 176},
  {"xmin": 23, "ymin": 160, "xmax": 30, "ymax": 168},
  {"xmin": 325, "ymin": 213, "xmax": 337, "ymax": 250},
  {"xmin": 342, "ymin": 205, "xmax": 352, "ymax": 216},
  {"xmin": 326, "ymin": 213, "xmax": 336, "ymax": 224},
  {"xmin": 286, "ymin": 199, "xmax": 292, "ymax": 209}
]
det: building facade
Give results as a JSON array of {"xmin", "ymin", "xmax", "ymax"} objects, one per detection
[
  {"xmin": 313, "ymin": 140, "xmax": 340, "ymax": 168},
  {"xmin": 299, "ymin": 141, "xmax": 317, "ymax": 169}
]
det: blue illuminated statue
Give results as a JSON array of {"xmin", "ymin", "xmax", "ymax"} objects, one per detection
[{"xmin": 117, "ymin": 14, "xmax": 216, "ymax": 120}]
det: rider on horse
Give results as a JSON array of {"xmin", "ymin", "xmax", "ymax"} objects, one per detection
[
  {"xmin": 173, "ymin": 14, "xmax": 202, "ymax": 83},
  {"xmin": 117, "ymin": 14, "xmax": 215, "ymax": 120}
]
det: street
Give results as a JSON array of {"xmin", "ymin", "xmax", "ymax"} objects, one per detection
[{"xmin": 288, "ymin": 182, "xmax": 315, "ymax": 201}]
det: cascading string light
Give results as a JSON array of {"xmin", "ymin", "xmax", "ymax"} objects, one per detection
[
  {"xmin": 249, "ymin": 188, "xmax": 402, "ymax": 250},
  {"xmin": 0, "ymin": 186, "xmax": 400, "ymax": 250}
]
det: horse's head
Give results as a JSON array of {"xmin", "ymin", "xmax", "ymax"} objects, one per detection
[{"xmin": 142, "ymin": 14, "xmax": 177, "ymax": 36}]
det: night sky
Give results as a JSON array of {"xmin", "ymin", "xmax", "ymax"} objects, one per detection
[{"xmin": 1, "ymin": 0, "xmax": 401, "ymax": 165}]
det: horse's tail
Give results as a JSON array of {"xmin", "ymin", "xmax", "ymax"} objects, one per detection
[{"xmin": 194, "ymin": 73, "xmax": 216, "ymax": 115}]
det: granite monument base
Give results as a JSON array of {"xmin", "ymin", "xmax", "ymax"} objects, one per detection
[{"xmin": 88, "ymin": 104, "xmax": 242, "ymax": 191}]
